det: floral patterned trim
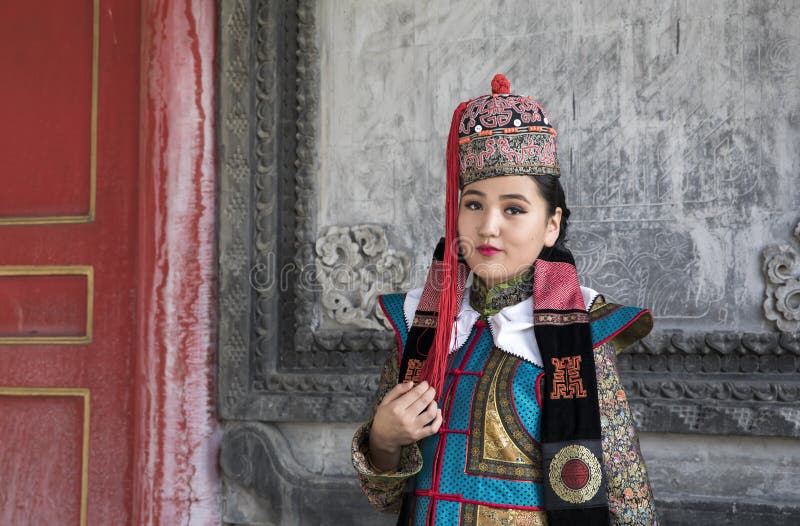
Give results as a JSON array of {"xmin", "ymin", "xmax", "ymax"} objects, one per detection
[
  {"xmin": 352, "ymin": 423, "xmax": 423, "ymax": 481},
  {"xmin": 352, "ymin": 422, "xmax": 422, "ymax": 513},
  {"xmin": 469, "ymin": 266, "xmax": 534, "ymax": 317},
  {"xmin": 594, "ymin": 342, "xmax": 658, "ymax": 525},
  {"xmin": 351, "ymin": 343, "xmax": 423, "ymax": 514}
]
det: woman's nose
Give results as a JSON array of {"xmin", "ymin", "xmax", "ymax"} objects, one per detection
[{"xmin": 478, "ymin": 209, "xmax": 501, "ymax": 238}]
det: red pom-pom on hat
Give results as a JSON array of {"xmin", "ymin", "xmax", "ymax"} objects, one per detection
[{"xmin": 491, "ymin": 73, "xmax": 510, "ymax": 95}]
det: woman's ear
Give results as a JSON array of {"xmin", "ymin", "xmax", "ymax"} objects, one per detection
[{"xmin": 543, "ymin": 207, "xmax": 562, "ymax": 247}]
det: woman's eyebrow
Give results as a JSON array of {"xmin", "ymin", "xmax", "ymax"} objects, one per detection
[
  {"xmin": 500, "ymin": 193, "xmax": 531, "ymax": 204},
  {"xmin": 462, "ymin": 189, "xmax": 531, "ymax": 204}
]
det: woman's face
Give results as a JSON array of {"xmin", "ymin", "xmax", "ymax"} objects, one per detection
[{"xmin": 457, "ymin": 175, "xmax": 561, "ymax": 288}]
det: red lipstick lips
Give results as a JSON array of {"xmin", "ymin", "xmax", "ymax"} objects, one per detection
[{"xmin": 477, "ymin": 244, "xmax": 502, "ymax": 256}]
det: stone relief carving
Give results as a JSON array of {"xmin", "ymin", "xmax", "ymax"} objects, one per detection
[
  {"xmin": 573, "ymin": 228, "xmax": 724, "ymax": 320},
  {"xmin": 215, "ymin": 3, "xmax": 800, "ymax": 523},
  {"xmin": 763, "ymin": 220, "xmax": 800, "ymax": 333},
  {"xmin": 622, "ymin": 330, "xmax": 800, "ymax": 437},
  {"xmin": 220, "ymin": 422, "xmax": 384, "ymax": 525},
  {"xmin": 315, "ymin": 225, "xmax": 410, "ymax": 330},
  {"xmin": 218, "ymin": 0, "xmax": 254, "ymax": 412},
  {"xmin": 216, "ymin": 0, "xmax": 800, "ymax": 440},
  {"xmin": 218, "ymin": 0, "xmax": 390, "ymax": 422}
]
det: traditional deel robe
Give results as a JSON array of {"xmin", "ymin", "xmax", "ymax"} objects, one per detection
[{"xmin": 352, "ymin": 260, "xmax": 658, "ymax": 525}]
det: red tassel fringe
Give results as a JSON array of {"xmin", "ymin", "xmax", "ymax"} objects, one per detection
[{"xmin": 422, "ymin": 101, "xmax": 468, "ymax": 398}]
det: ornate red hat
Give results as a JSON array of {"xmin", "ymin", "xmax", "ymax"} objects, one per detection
[{"xmin": 425, "ymin": 74, "xmax": 561, "ymax": 393}]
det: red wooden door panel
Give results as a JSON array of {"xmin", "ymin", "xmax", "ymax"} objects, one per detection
[{"xmin": 0, "ymin": 1, "xmax": 140, "ymax": 524}]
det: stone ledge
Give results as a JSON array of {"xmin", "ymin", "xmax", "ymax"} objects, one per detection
[
  {"xmin": 655, "ymin": 496, "xmax": 800, "ymax": 526},
  {"xmin": 220, "ymin": 423, "xmax": 800, "ymax": 526},
  {"xmin": 220, "ymin": 422, "xmax": 393, "ymax": 526}
]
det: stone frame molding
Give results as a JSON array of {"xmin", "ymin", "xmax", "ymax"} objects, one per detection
[
  {"xmin": 218, "ymin": 0, "xmax": 390, "ymax": 424},
  {"xmin": 216, "ymin": 0, "xmax": 800, "ymax": 440}
]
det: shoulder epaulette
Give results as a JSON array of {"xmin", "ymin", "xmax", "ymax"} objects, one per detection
[
  {"xmin": 377, "ymin": 293, "xmax": 409, "ymax": 362},
  {"xmin": 589, "ymin": 297, "xmax": 653, "ymax": 354}
]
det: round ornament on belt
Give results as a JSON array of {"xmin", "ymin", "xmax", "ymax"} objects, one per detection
[{"xmin": 548, "ymin": 444, "xmax": 602, "ymax": 504}]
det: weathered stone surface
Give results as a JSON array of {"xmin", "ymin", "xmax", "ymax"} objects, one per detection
[
  {"xmin": 220, "ymin": 422, "xmax": 394, "ymax": 526},
  {"xmin": 640, "ymin": 432, "xmax": 800, "ymax": 517},
  {"xmin": 317, "ymin": 0, "xmax": 800, "ymax": 333},
  {"xmin": 218, "ymin": 0, "xmax": 800, "ymax": 524}
]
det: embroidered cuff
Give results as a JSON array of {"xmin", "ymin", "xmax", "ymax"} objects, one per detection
[{"xmin": 351, "ymin": 422, "xmax": 422, "ymax": 480}]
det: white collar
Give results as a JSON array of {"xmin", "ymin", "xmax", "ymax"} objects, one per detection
[{"xmin": 402, "ymin": 272, "xmax": 599, "ymax": 367}]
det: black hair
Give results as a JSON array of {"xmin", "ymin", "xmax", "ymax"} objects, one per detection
[{"xmin": 529, "ymin": 174, "xmax": 570, "ymax": 249}]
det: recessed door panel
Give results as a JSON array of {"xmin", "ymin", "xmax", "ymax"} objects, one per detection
[
  {"xmin": 0, "ymin": 0, "xmax": 139, "ymax": 523},
  {"xmin": 0, "ymin": 1, "xmax": 95, "ymax": 222},
  {"xmin": 0, "ymin": 390, "xmax": 88, "ymax": 525}
]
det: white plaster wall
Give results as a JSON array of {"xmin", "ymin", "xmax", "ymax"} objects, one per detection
[
  {"xmin": 307, "ymin": 1, "xmax": 800, "ymax": 522},
  {"xmin": 317, "ymin": 0, "xmax": 800, "ymax": 332}
]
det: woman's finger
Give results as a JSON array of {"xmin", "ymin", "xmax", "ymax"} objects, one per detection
[
  {"xmin": 397, "ymin": 381, "xmax": 430, "ymax": 409},
  {"xmin": 419, "ymin": 408, "xmax": 443, "ymax": 439},
  {"xmin": 404, "ymin": 384, "xmax": 437, "ymax": 415},
  {"xmin": 379, "ymin": 381, "xmax": 416, "ymax": 406},
  {"xmin": 415, "ymin": 399, "xmax": 439, "ymax": 425}
]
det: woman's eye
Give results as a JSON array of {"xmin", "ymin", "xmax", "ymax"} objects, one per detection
[
  {"xmin": 464, "ymin": 201, "xmax": 482, "ymax": 210},
  {"xmin": 505, "ymin": 206, "xmax": 525, "ymax": 215}
]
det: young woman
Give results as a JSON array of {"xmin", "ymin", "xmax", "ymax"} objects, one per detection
[{"xmin": 352, "ymin": 75, "xmax": 657, "ymax": 525}]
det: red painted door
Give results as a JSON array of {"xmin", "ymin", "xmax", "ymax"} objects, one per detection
[{"xmin": 0, "ymin": 1, "xmax": 140, "ymax": 524}]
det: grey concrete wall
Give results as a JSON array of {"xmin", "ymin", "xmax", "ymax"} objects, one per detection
[
  {"xmin": 317, "ymin": 0, "xmax": 800, "ymax": 333},
  {"xmin": 218, "ymin": 1, "xmax": 800, "ymax": 524},
  {"xmin": 313, "ymin": 0, "xmax": 800, "ymax": 523}
]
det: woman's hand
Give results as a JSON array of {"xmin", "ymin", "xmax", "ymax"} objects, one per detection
[{"xmin": 368, "ymin": 381, "xmax": 443, "ymax": 472}]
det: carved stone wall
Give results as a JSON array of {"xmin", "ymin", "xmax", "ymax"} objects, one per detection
[
  {"xmin": 217, "ymin": 1, "xmax": 800, "ymax": 524},
  {"xmin": 763, "ymin": 221, "xmax": 800, "ymax": 333}
]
